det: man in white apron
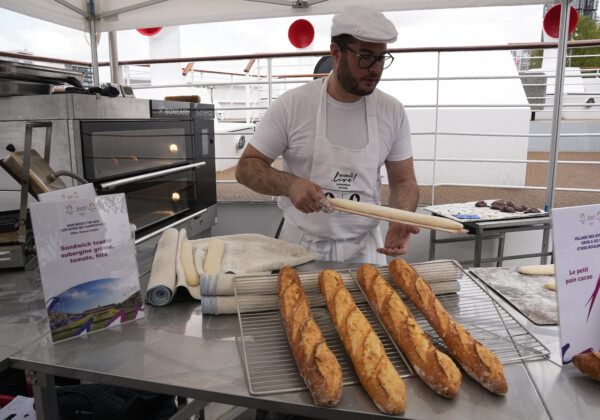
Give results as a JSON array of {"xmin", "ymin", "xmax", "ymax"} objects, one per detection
[{"xmin": 236, "ymin": 6, "xmax": 419, "ymax": 266}]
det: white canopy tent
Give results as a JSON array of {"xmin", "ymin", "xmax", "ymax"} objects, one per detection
[
  {"xmin": 1, "ymin": 0, "xmax": 550, "ymax": 32},
  {"xmin": 0, "ymin": 0, "xmax": 575, "ymax": 209},
  {"xmin": 0, "ymin": 0, "xmax": 555, "ymax": 86}
]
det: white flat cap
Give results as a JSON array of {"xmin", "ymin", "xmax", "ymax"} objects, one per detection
[{"xmin": 331, "ymin": 6, "xmax": 397, "ymax": 44}]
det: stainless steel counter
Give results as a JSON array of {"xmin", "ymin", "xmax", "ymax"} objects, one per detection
[
  {"xmin": 2, "ymin": 247, "xmax": 599, "ymax": 419},
  {"xmin": 0, "ymin": 264, "xmax": 48, "ymax": 372}
]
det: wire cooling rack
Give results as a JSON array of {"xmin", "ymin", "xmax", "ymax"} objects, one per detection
[
  {"xmin": 235, "ymin": 269, "xmax": 411, "ymax": 396},
  {"xmin": 234, "ymin": 260, "xmax": 550, "ymax": 396}
]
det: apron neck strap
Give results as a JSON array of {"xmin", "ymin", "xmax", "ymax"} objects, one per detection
[{"xmin": 317, "ymin": 74, "xmax": 375, "ymax": 136}]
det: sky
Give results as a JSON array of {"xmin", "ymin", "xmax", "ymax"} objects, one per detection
[{"xmin": 0, "ymin": 5, "xmax": 545, "ymax": 66}]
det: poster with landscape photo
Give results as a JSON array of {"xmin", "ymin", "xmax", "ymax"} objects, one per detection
[{"xmin": 30, "ymin": 193, "xmax": 144, "ymax": 343}]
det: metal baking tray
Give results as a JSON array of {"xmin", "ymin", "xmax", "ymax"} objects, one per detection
[
  {"xmin": 425, "ymin": 200, "xmax": 548, "ymax": 223},
  {"xmin": 469, "ymin": 267, "xmax": 557, "ymax": 325},
  {"xmin": 234, "ymin": 260, "xmax": 550, "ymax": 396},
  {"xmin": 0, "ymin": 60, "xmax": 83, "ymax": 96},
  {"xmin": 0, "ymin": 79, "xmax": 53, "ymax": 96},
  {"xmin": 0, "ymin": 60, "xmax": 83, "ymax": 83}
]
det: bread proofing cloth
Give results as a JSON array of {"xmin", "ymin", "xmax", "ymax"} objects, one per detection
[
  {"xmin": 146, "ymin": 228, "xmax": 199, "ymax": 306},
  {"xmin": 189, "ymin": 233, "xmax": 319, "ymax": 275},
  {"xmin": 145, "ymin": 230, "xmax": 318, "ymax": 311},
  {"xmin": 191, "ymin": 233, "xmax": 318, "ymax": 315}
]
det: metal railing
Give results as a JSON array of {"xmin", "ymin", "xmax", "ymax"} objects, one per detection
[{"xmin": 2, "ymin": 39, "xmax": 599, "ymax": 208}]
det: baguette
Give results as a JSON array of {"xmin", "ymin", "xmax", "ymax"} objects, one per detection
[
  {"xmin": 572, "ymin": 352, "xmax": 600, "ymax": 381},
  {"xmin": 278, "ymin": 267, "xmax": 342, "ymax": 406},
  {"xmin": 389, "ymin": 258, "xmax": 508, "ymax": 395},
  {"xmin": 318, "ymin": 269, "xmax": 406, "ymax": 414},
  {"xmin": 357, "ymin": 264, "xmax": 461, "ymax": 398}
]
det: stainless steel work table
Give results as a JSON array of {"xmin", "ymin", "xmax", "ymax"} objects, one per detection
[
  {"xmin": 0, "ymin": 264, "xmax": 49, "ymax": 373},
  {"xmin": 3, "ymin": 250, "xmax": 599, "ymax": 419}
]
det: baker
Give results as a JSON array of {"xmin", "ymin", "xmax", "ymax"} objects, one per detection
[{"xmin": 235, "ymin": 6, "xmax": 419, "ymax": 265}]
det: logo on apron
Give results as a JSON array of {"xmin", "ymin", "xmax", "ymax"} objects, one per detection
[{"xmin": 332, "ymin": 171, "xmax": 358, "ymax": 190}]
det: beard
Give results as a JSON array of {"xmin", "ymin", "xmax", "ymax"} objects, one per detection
[{"xmin": 335, "ymin": 54, "xmax": 379, "ymax": 96}]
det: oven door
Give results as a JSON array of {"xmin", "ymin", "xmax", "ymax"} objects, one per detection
[
  {"xmin": 97, "ymin": 164, "xmax": 207, "ymax": 239},
  {"xmin": 80, "ymin": 119, "xmax": 194, "ymax": 182}
]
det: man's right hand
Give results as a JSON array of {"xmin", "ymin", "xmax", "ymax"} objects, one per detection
[
  {"xmin": 236, "ymin": 145, "xmax": 332, "ymax": 214},
  {"xmin": 288, "ymin": 178, "xmax": 329, "ymax": 214}
]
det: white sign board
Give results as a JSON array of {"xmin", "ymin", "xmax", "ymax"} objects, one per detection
[
  {"xmin": 30, "ymin": 193, "xmax": 144, "ymax": 343},
  {"xmin": 38, "ymin": 183, "xmax": 96, "ymax": 202},
  {"xmin": 552, "ymin": 204, "xmax": 600, "ymax": 364}
]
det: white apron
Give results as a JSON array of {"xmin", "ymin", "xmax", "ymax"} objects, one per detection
[{"xmin": 279, "ymin": 75, "xmax": 385, "ymax": 265}]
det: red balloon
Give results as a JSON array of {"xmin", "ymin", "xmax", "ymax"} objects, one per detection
[
  {"xmin": 137, "ymin": 27, "xmax": 163, "ymax": 36},
  {"xmin": 543, "ymin": 5, "xmax": 578, "ymax": 38},
  {"xmin": 288, "ymin": 19, "xmax": 314, "ymax": 49}
]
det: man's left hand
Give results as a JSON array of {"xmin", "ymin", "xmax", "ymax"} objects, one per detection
[{"xmin": 377, "ymin": 223, "xmax": 420, "ymax": 256}]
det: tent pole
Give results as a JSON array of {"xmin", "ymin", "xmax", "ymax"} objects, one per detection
[
  {"xmin": 545, "ymin": 0, "xmax": 571, "ymax": 211},
  {"xmin": 109, "ymin": 31, "xmax": 121, "ymax": 84},
  {"xmin": 87, "ymin": 0, "xmax": 100, "ymax": 86},
  {"xmin": 89, "ymin": 18, "xmax": 99, "ymax": 86}
]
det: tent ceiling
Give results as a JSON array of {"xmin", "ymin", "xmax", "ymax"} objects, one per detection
[{"xmin": 1, "ymin": 0, "xmax": 552, "ymax": 32}]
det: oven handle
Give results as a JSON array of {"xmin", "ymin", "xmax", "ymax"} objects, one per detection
[
  {"xmin": 97, "ymin": 162, "xmax": 206, "ymax": 191},
  {"xmin": 134, "ymin": 208, "xmax": 208, "ymax": 245}
]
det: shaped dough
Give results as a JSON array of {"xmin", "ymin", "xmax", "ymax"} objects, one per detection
[
  {"xmin": 517, "ymin": 264, "xmax": 555, "ymax": 275},
  {"xmin": 180, "ymin": 240, "xmax": 200, "ymax": 286},
  {"xmin": 203, "ymin": 238, "xmax": 225, "ymax": 274},
  {"xmin": 329, "ymin": 198, "xmax": 463, "ymax": 230}
]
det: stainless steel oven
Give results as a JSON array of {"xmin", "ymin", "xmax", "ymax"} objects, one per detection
[
  {"xmin": 78, "ymin": 111, "xmax": 216, "ymax": 242},
  {"xmin": 0, "ymin": 95, "xmax": 217, "ymax": 258}
]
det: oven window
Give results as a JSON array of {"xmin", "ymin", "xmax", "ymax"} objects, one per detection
[
  {"xmin": 118, "ymin": 171, "xmax": 196, "ymax": 232},
  {"xmin": 81, "ymin": 121, "xmax": 193, "ymax": 181}
]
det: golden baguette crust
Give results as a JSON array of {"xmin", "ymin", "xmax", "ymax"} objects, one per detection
[
  {"xmin": 357, "ymin": 264, "xmax": 461, "ymax": 398},
  {"xmin": 278, "ymin": 267, "xmax": 342, "ymax": 406},
  {"xmin": 318, "ymin": 269, "xmax": 406, "ymax": 414},
  {"xmin": 389, "ymin": 258, "xmax": 508, "ymax": 395},
  {"xmin": 572, "ymin": 352, "xmax": 600, "ymax": 381}
]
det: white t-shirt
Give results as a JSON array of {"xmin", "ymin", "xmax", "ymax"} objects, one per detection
[{"xmin": 250, "ymin": 78, "xmax": 413, "ymax": 181}]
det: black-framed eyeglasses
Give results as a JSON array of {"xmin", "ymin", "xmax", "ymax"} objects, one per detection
[{"xmin": 342, "ymin": 45, "xmax": 394, "ymax": 69}]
